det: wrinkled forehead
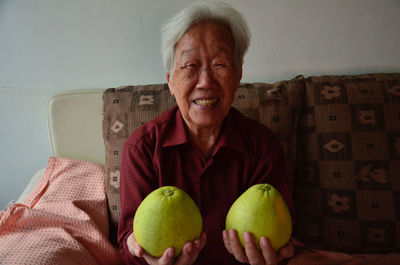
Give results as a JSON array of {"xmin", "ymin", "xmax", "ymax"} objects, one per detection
[{"xmin": 177, "ymin": 45, "xmax": 234, "ymax": 61}]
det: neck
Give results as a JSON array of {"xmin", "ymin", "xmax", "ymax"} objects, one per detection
[{"xmin": 186, "ymin": 124, "xmax": 222, "ymax": 158}]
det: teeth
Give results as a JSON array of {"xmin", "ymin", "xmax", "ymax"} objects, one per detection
[{"xmin": 194, "ymin": 98, "xmax": 218, "ymax": 106}]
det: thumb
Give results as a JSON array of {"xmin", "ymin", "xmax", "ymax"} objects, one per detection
[{"xmin": 127, "ymin": 232, "xmax": 144, "ymax": 257}]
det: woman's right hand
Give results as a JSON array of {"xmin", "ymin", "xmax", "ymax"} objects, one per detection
[{"xmin": 127, "ymin": 232, "xmax": 206, "ymax": 265}]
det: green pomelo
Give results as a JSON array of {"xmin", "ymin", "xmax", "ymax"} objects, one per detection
[
  {"xmin": 225, "ymin": 183, "xmax": 292, "ymax": 252},
  {"xmin": 133, "ymin": 186, "xmax": 203, "ymax": 257}
]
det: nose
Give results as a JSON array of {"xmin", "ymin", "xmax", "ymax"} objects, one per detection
[{"xmin": 197, "ymin": 67, "xmax": 215, "ymax": 88}]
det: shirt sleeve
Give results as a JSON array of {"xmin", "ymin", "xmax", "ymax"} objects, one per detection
[{"xmin": 118, "ymin": 132, "xmax": 158, "ymax": 264}]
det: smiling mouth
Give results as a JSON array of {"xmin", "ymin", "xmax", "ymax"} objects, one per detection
[{"xmin": 194, "ymin": 98, "xmax": 219, "ymax": 106}]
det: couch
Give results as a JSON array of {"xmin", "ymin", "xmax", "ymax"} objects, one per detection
[{"xmin": 6, "ymin": 72, "xmax": 400, "ymax": 264}]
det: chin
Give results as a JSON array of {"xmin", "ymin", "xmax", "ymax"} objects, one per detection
[
  {"xmin": 186, "ymin": 107, "xmax": 229, "ymax": 129},
  {"xmin": 192, "ymin": 116, "xmax": 224, "ymax": 129}
]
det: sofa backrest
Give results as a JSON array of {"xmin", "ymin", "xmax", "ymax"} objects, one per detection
[{"xmin": 294, "ymin": 73, "xmax": 400, "ymax": 252}]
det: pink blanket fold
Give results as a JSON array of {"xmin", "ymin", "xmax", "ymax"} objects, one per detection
[
  {"xmin": 287, "ymin": 238, "xmax": 400, "ymax": 265},
  {"xmin": 0, "ymin": 157, "xmax": 123, "ymax": 265}
]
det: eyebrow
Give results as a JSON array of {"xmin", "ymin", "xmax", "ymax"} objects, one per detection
[{"xmin": 180, "ymin": 48, "xmax": 196, "ymax": 58}]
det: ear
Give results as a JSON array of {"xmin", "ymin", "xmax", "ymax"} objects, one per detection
[
  {"xmin": 237, "ymin": 66, "xmax": 243, "ymax": 83},
  {"xmin": 166, "ymin": 72, "xmax": 175, "ymax": 95},
  {"xmin": 234, "ymin": 66, "xmax": 243, "ymax": 92}
]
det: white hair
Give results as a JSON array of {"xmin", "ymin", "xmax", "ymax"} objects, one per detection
[{"xmin": 161, "ymin": 1, "xmax": 251, "ymax": 73}]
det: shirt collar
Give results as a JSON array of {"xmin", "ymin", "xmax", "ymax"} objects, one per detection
[
  {"xmin": 163, "ymin": 107, "xmax": 190, "ymax": 147},
  {"xmin": 163, "ymin": 107, "xmax": 246, "ymax": 154},
  {"xmin": 217, "ymin": 108, "xmax": 246, "ymax": 153}
]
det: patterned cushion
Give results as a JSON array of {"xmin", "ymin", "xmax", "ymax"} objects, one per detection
[
  {"xmin": 102, "ymin": 78, "xmax": 305, "ymax": 234},
  {"xmin": 294, "ymin": 73, "xmax": 400, "ymax": 252}
]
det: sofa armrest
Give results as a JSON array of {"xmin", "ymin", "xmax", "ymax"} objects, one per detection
[
  {"xmin": 16, "ymin": 168, "xmax": 46, "ymax": 204},
  {"xmin": 48, "ymin": 89, "xmax": 105, "ymax": 165}
]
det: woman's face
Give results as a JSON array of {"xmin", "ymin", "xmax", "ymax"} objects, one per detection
[{"xmin": 167, "ymin": 21, "xmax": 242, "ymax": 133}]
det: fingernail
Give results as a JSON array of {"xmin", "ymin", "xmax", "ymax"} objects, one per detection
[
  {"xmin": 243, "ymin": 232, "xmax": 251, "ymax": 243},
  {"xmin": 187, "ymin": 243, "xmax": 193, "ymax": 253},
  {"xmin": 260, "ymin": 237, "xmax": 268, "ymax": 248},
  {"xmin": 168, "ymin": 248, "xmax": 174, "ymax": 258},
  {"xmin": 194, "ymin": 239, "xmax": 200, "ymax": 248}
]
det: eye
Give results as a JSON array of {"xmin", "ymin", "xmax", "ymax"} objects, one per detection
[
  {"xmin": 213, "ymin": 60, "xmax": 231, "ymax": 69},
  {"xmin": 215, "ymin": 63, "xmax": 227, "ymax": 68},
  {"xmin": 181, "ymin": 63, "xmax": 198, "ymax": 70}
]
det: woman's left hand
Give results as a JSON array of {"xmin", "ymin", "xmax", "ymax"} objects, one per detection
[
  {"xmin": 128, "ymin": 232, "xmax": 207, "ymax": 265},
  {"xmin": 222, "ymin": 230, "xmax": 294, "ymax": 265}
]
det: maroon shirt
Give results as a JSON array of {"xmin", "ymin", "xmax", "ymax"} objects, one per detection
[{"xmin": 118, "ymin": 106, "xmax": 293, "ymax": 265}]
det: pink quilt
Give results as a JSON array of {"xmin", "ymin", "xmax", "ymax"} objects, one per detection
[
  {"xmin": 0, "ymin": 157, "xmax": 123, "ymax": 264},
  {"xmin": 1, "ymin": 157, "xmax": 398, "ymax": 264}
]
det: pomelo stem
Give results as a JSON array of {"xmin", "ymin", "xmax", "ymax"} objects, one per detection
[
  {"xmin": 164, "ymin": 189, "xmax": 174, "ymax": 196},
  {"xmin": 260, "ymin": 184, "xmax": 271, "ymax": 191}
]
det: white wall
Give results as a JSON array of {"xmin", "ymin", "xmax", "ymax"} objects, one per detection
[{"xmin": 1, "ymin": 0, "xmax": 399, "ymax": 208}]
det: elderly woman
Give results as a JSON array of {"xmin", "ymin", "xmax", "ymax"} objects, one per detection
[{"xmin": 118, "ymin": 2, "xmax": 295, "ymax": 264}]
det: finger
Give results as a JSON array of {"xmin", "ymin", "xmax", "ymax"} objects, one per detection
[
  {"xmin": 176, "ymin": 233, "xmax": 206, "ymax": 265},
  {"xmin": 228, "ymin": 229, "xmax": 249, "ymax": 263},
  {"xmin": 189, "ymin": 233, "xmax": 207, "ymax": 258},
  {"xmin": 143, "ymin": 247, "xmax": 174, "ymax": 265},
  {"xmin": 259, "ymin": 237, "xmax": 278, "ymax": 265},
  {"xmin": 175, "ymin": 242, "xmax": 194, "ymax": 265},
  {"xmin": 222, "ymin": 230, "xmax": 233, "ymax": 254},
  {"xmin": 243, "ymin": 232, "xmax": 264, "ymax": 265},
  {"xmin": 197, "ymin": 232, "xmax": 207, "ymax": 250},
  {"xmin": 133, "ymin": 241, "xmax": 144, "ymax": 257},
  {"xmin": 278, "ymin": 240, "xmax": 295, "ymax": 261},
  {"xmin": 127, "ymin": 233, "xmax": 144, "ymax": 257}
]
